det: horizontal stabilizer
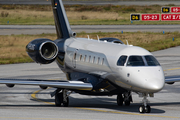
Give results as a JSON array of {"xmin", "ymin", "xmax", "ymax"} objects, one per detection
[{"xmin": 0, "ymin": 79, "xmax": 92, "ymax": 91}]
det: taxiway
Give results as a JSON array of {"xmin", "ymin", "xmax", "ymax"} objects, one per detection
[
  {"xmin": 1, "ymin": 25, "xmax": 180, "ymax": 35},
  {"xmin": 0, "ymin": 46, "xmax": 180, "ymax": 120}
]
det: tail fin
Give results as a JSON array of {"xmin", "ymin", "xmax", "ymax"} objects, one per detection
[{"xmin": 51, "ymin": 0, "xmax": 76, "ymax": 39}]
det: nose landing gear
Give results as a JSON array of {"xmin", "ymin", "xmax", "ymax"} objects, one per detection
[{"xmin": 139, "ymin": 93, "xmax": 151, "ymax": 113}]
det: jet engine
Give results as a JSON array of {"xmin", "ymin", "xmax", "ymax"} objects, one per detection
[
  {"xmin": 26, "ymin": 38, "xmax": 58, "ymax": 64},
  {"xmin": 6, "ymin": 84, "xmax": 15, "ymax": 88}
]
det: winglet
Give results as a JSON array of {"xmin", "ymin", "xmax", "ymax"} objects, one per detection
[{"xmin": 51, "ymin": 0, "xmax": 76, "ymax": 39}]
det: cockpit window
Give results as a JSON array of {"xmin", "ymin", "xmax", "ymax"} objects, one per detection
[
  {"xmin": 117, "ymin": 55, "xmax": 127, "ymax": 66},
  {"xmin": 144, "ymin": 55, "xmax": 160, "ymax": 66},
  {"xmin": 127, "ymin": 56, "xmax": 145, "ymax": 66}
]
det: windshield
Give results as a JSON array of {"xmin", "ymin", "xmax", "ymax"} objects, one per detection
[
  {"xmin": 127, "ymin": 56, "xmax": 145, "ymax": 66},
  {"xmin": 144, "ymin": 55, "xmax": 160, "ymax": 66},
  {"xmin": 117, "ymin": 55, "xmax": 127, "ymax": 66}
]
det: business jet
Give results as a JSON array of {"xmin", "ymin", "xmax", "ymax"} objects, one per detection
[{"xmin": 0, "ymin": 0, "xmax": 179, "ymax": 113}]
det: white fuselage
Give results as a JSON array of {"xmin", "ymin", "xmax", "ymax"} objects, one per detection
[{"xmin": 63, "ymin": 37, "xmax": 165, "ymax": 93}]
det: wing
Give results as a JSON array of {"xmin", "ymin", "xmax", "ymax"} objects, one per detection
[
  {"xmin": 165, "ymin": 75, "xmax": 180, "ymax": 84},
  {"xmin": 0, "ymin": 78, "xmax": 92, "ymax": 90}
]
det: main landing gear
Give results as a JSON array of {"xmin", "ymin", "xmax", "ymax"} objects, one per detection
[
  {"xmin": 117, "ymin": 92, "xmax": 132, "ymax": 106},
  {"xmin": 53, "ymin": 89, "xmax": 71, "ymax": 107},
  {"xmin": 139, "ymin": 93, "xmax": 151, "ymax": 113}
]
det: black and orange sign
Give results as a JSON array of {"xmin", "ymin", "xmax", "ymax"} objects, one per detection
[
  {"xmin": 162, "ymin": 7, "xmax": 170, "ymax": 13},
  {"xmin": 130, "ymin": 14, "xmax": 140, "ymax": 21}
]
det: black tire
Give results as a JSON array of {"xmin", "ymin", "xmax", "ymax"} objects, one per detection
[
  {"xmin": 124, "ymin": 100, "xmax": 130, "ymax": 106},
  {"xmin": 145, "ymin": 105, "xmax": 151, "ymax": 113},
  {"xmin": 63, "ymin": 97, "xmax": 69, "ymax": 107},
  {"xmin": 139, "ymin": 105, "xmax": 145, "ymax": 113},
  {"xmin": 117, "ymin": 94, "xmax": 123, "ymax": 106},
  {"xmin": 55, "ymin": 93, "xmax": 63, "ymax": 106}
]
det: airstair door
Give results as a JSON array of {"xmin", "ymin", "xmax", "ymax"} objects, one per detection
[{"xmin": 72, "ymin": 49, "xmax": 78, "ymax": 68}]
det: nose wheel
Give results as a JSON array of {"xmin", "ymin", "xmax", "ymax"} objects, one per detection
[
  {"xmin": 139, "ymin": 105, "xmax": 151, "ymax": 113},
  {"xmin": 139, "ymin": 93, "xmax": 151, "ymax": 113}
]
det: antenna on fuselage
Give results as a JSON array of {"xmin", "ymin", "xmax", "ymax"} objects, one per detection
[
  {"xmin": 97, "ymin": 35, "xmax": 99, "ymax": 41},
  {"xmin": 87, "ymin": 35, "xmax": 90, "ymax": 40},
  {"xmin": 126, "ymin": 40, "xmax": 129, "ymax": 45}
]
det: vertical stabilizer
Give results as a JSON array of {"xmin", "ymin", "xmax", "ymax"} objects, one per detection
[{"xmin": 51, "ymin": 0, "xmax": 75, "ymax": 39}]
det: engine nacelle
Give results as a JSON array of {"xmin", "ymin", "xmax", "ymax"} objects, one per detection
[
  {"xmin": 167, "ymin": 82, "xmax": 175, "ymax": 85},
  {"xmin": 39, "ymin": 85, "xmax": 48, "ymax": 89},
  {"xmin": 6, "ymin": 84, "xmax": 15, "ymax": 88},
  {"xmin": 26, "ymin": 38, "xmax": 58, "ymax": 64}
]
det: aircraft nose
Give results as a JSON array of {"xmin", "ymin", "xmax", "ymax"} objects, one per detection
[
  {"xmin": 132, "ymin": 67, "xmax": 165, "ymax": 93},
  {"xmin": 143, "ymin": 79, "xmax": 164, "ymax": 92}
]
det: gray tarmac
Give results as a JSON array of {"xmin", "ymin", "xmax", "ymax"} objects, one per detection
[
  {"xmin": 0, "ymin": 46, "xmax": 180, "ymax": 119},
  {"xmin": 1, "ymin": 25, "xmax": 180, "ymax": 35}
]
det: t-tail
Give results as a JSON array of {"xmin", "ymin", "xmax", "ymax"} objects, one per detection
[
  {"xmin": 26, "ymin": 0, "xmax": 74, "ymax": 64},
  {"xmin": 51, "ymin": 0, "xmax": 76, "ymax": 38}
]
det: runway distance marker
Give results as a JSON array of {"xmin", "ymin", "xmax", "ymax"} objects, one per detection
[
  {"xmin": 162, "ymin": 7, "xmax": 170, "ymax": 13},
  {"xmin": 130, "ymin": 14, "xmax": 140, "ymax": 21}
]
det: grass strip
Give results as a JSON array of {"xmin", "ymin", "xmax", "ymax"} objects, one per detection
[{"xmin": 0, "ymin": 4, "xmax": 180, "ymax": 25}]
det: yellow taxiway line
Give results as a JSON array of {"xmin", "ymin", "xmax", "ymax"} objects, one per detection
[
  {"xmin": 0, "ymin": 117, "xmax": 88, "ymax": 120},
  {"xmin": 164, "ymin": 67, "xmax": 180, "ymax": 71},
  {"xmin": 31, "ymin": 90, "xmax": 180, "ymax": 119}
]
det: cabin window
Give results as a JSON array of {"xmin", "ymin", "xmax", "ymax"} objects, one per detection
[
  {"xmin": 127, "ymin": 56, "xmax": 145, "ymax": 66},
  {"xmin": 102, "ymin": 58, "xmax": 104, "ymax": 65},
  {"xmin": 117, "ymin": 55, "xmax": 127, "ymax": 66},
  {"xmin": 93, "ymin": 56, "xmax": 95, "ymax": 63},
  {"xmin": 144, "ymin": 55, "xmax": 160, "ymax": 66},
  {"xmin": 80, "ymin": 55, "xmax": 82, "ymax": 61},
  {"xmin": 89, "ymin": 56, "xmax": 91, "ymax": 62},
  {"xmin": 97, "ymin": 57, "xmax": 100, "ymax": 64},
  {"xmin": 84, "ymin": 55, "xmax": 87, "ymax": 62}
]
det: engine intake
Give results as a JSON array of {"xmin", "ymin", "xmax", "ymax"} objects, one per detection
[
  {"xmin": 26, "ymin": 38, "xmax": 58, "ymax": 64},
  {"xmin": 40, "ymin": 41, "xmax": 58, "ymax": 60}
]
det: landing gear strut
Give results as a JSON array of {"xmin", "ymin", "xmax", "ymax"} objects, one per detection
[
  {"xmin": 54, "ymin": 89, "xmax": 70, "ymax": 107},
  {"xmin": 117, "ymin": 92, "xmax": 132, "ymax": 106},
  {"xmin": 139, "ymin": 93, "xmax": 151, "ymax": 113}
]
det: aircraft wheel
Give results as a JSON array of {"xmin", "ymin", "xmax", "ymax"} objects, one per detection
[
  {"xmin": 145, "ymin": 105, "xmax": 151, "ymax": 113},
  {"xmin": 139, "ymin": 105, "xmax": 145, "ymax": 113},
  {"xmin": 117, "ymin": 94, "xmax": 123, "ymax": 106},
  {"xmin": 124, "ymin": 100, "xmax": 130, "ymax": 106},
  {"xmin": 55, "ymin": 93, "xmax": 63, "ymax": 106},
  {"xmin": 63, "ymin": 97, "xmax": 69, "ymax": 107},
  {"xmin": 139, "ymin": 105, "xmax": 151, "ymax": 113}
]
